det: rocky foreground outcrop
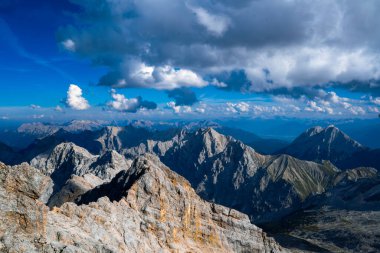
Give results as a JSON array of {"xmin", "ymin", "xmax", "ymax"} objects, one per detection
[
  {"xmin": 0, "ymin": 156, "xmax": 287, "ymax": 253},
  {"xmin": 0, "ymin": 162, "xmax": 53, "ymax": 252}
]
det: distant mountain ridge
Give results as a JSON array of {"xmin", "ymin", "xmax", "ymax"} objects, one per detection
[{"xmin": 278, "ymin": 125, "xmax": 380, "ymax": 170}]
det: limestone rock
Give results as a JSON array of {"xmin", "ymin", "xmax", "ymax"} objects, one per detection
[
  {"xmin": 30, "ymin": 142, "xmax": 132, "ymax": 202},
  {"xmin": 47, "ymin": 174, "xmax": 102, "ymax": 208},
  {"xmin": 0, "ymin": 157, "xmax": 287, "ymax": 253},
  {"xmin": 31, "ymin": 142, "xmax": 96, "ymax": 181},
  {"xmin": 69, "ymin": 154, "xmax": 288, "ymax": 252},
  {"xmin": 0, "ymin": 162, "xmax": 53, "ymax": 252}
]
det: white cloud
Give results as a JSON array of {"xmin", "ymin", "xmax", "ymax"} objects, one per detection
[
  {"xmin": 108, "ymin": 90, "xmax": 140, "ymax": 112},
  {"xmin": 114, "ymin": 60, "xmax": 207, "ymax": 90},
  {"xmin": 368, "ymin": 106, "xmax": 380, "ymax": 113},
  {"xmin": 289, "ymin": 105, "xmax": 301, "ymax": 112},
  {"xmin": 251, "ymin": 105, "xmax": 284, "ymax": 114},
  {"xmin": 226, "ymin": 102, "xmax": 250, "ymax": 113},
  {"xmin": 190, "ymin": 6, "xmax": 230, "ymax": 36},
  {"xmin": 305, "ymin": 101, "xmax": 334, "ymax": 114},
  {"xmin": 107, "ymin": 89, "xmax": 157, "ymax": 112},
  {"xmin": 196, "ymin": 107, "xmax": 206, "ymax": 113},
  {"xmin": 243, "ymin": 47, "xmax": 380, "ymax": 92},
  {"xmin": 61, "ymin": 39, "xmax": 76, "ymax": 52},
  {"xmin": 348, "ymin": 106, "xmax": 365, "ymax": 115},
  {"xmin": 166, "ymin": 101, "xmax": 192, "ymax": 114},
  {"xmin": 210, "ymin": 78, "xmax": 228, "ymax": 88},
  {"xmin": 66, "ymin": 84, "xmax": 90, "ymax": 110},
  {"xmin": 195, "ymin": 103, "xmax": 207, "ymax": 114},
  {"xmin": 370, "ymin": 96, "xmax": 380, "ymax": 105},
  {"xmin": 153, "ymin": 65, "xmax": 207, "ymax": 89}
]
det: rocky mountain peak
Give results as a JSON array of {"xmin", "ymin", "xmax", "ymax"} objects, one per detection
[
  {"xmin": 74, "ymin": 154, "xmax": 287, "ymax": 252},
  {"xmin": 193, "ymin": 127, "xmax": 231, "ymax": 155},
  {"xmin": 0, "ymin": 155, "xmax": 287, "ymax": 252},
  {"xmin": 279, "ymin": 125, "xmax": 366, "ymax": 165},
  {"xmin": 53, "ymin": 142, "xmax": 93, "ymax": 157},
  {"xmin": 30, "ymin": 142, "xmax": 131, "ymax": 203},
  {"xmin": 320, "ymin": 125, "xmax": 360, "ymax": 146}
]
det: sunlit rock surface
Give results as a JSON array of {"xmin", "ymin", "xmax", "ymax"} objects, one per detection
[{"xmin": 0, "ymin": 157, "xmax": 287, "ymax": 253}]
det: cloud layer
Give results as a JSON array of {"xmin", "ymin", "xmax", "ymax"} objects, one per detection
[{"xmin": 59, "ymin": 0, "xmax": 380, "ymax": 96}]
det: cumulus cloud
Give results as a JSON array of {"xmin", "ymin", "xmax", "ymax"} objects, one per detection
[
  {"xmin": 108, "ymin": 89, "xmax": 157, "ymax": 113},
  {"xmin": 98, "ymin": 61, "xmax": 207, "ymax": 90},
  {"xmin": 166, "ymin": 101, "xmax": 192, "ymax": 114},
  {"xmin": 66, "ymin": 84, "xmax": 90, "ymax": 110}
]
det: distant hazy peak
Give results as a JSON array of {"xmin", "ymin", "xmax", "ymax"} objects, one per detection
[{"xmin": 280, "ymin": 125, "xmax": 366, "ymax": 166}]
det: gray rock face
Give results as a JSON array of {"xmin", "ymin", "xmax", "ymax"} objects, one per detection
[
  {"xmin": 278, "ymin": 125, "xmax": 367, "ymax": 166},
  {"xmin": 47, "ymin": 174, "xmax": 102, "ymax": 208},
  {"xmin": 122, "ymin": 128, "xmax": 341, "ymax": 223},
  {"xmin": 30, "ymin": 142, "xmax": 132, "ymax": 206},
  {"xmin": 0, "ymin": 157, "xmax": 287, "ymax": 253},
  {"xmin": 94, "ymin": 125, "xmax": 180, "ymax": 153}
]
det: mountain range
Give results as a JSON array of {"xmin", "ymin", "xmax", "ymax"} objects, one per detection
[{"xmin": 0, "ymin": 121, "xmax": 379, "ymax": 252}]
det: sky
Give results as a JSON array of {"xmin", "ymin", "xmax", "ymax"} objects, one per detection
[{"xmin": 1, "ymin": 0, "xmax": 380, "ymax": 122}]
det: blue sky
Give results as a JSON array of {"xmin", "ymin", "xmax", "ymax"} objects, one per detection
[{"xmin": 0, "ymin": 0, "xmax": 380, "ymax": 122}]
